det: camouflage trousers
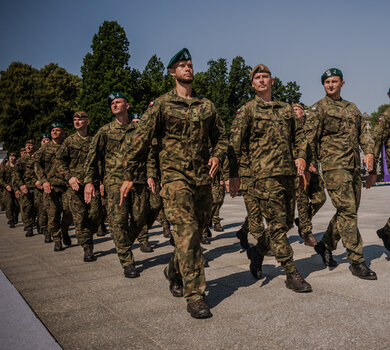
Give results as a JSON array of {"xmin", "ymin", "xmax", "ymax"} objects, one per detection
[
  {"xmin": 160, "ymin": 181, "xmax": 211, "ymax": 302},
  {"xmin": 321, "ymin": 168, "xmax": 364, "ymax": 264},
  {"xmin": 99, "ymin": 193, "xmax": 108, "ymax": 229},
  {"xmin": 66, "ymin": 186, "xmax": 100, "ymax": 248},
  {"xmin": 106, "ymin": 183, "xmax": 147, "ymax": 267},
  {"xmin": 254, "ymin": 176, "xmax": 296, "ymax": 274},
  {"xmin": 211, "ymin": 181, "xmax": 225, "ymax": 224},
  {"xmin": 295, "ymin": 173, "xmax": 326, "ymax": 236},
  {"xmin": 242, "ymin": 187, "xmax": 266, "ymax": 241},
  {"xmin": 3, "ymin": 189, "xmax": 18, "ymax": 223},
  {"xmin": 18, "ymin": 188, "xmax": 37, "ymax": 231},
  {"xmin": 35, "ymin": 189, "xmax": 48, "ymax": 235},
  {"xmin": 43, "ymin": 186, "xmax": 73, "ymax": 243}
]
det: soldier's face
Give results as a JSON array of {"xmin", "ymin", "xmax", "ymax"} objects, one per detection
[
  {"xmin": 170, "ymin": 60, "xmax": 194, "ymax": 83},
  {"xmin": 73, "ymin": 117, "xmax": 89, "ymax": 130},
  {"xmin": 323, "ymin": 76, "xmax": 344, "ymax": 97},
  {"xmin": 41, "ymin": 138, "xmax": 50, "ymax": 145},
  {"xmin": 293, "ymin": 106, "xmax": 305, "ymax": 119},
  {"xmin": 252, "ymin": 73, "xmax": 273, "ymax": 94},
  {"xmin": 10, "ymin": 155, "xmax": 16, "ymax": 162},
  {"xmin": 25, "ymin": 143, "xmax": 36, "ymax": 153},
  {"xmin": 51, "ymin": 127, "xmax": 64, "ymax": 141},
  {"xmin": 111, "ymin": 98, "xmax": 129, "ymax": 115}
]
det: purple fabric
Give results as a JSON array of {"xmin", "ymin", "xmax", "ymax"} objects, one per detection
[{"xmin": 383, "ymin": 146, "xmax": 390, "ymax": 182}]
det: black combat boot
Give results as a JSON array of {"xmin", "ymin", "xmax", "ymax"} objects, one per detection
[
  {"xmin": 351, "ymin": 262, "xmax": 377, "ymax": 280},
  {"xmin": 124, "ymin": 264, "xmax": 139, "ymax": 278},
  {"xmin": 140, "ymin": 240, "xmax": 154, "ymax": 253},
  {"xmin": 163, "ymin": 267, "xmax": 183, "ymax": 297},
  {"xmin": 236, "ymin": 227, "xmax": 249, "ymax": 250},
  {"xmin": 44, "ymin": 233, "xmax": 52, "ymax": 243},
  {"xmin": 96, "ymin": 223, "xmax": 107, "ymax": 237},
  {"xmin": 213, "ymin": 222, "xmax": 224, "ymax": 232},
  {"xmin": 295, "ymin": 218, "xmax": 303, "ymax": 238},
  {"xmin": 314, "ymin": 242, "xmax": 338, "ymax": 268},
  {"xmin": 304, "ymin": 233, "xmax": 318, "ymax": 247},
  {"xmin": 54, "ymin": 241, "xmax": 63, "ymax": 251},
  {"xmin": 83, "ymin": 245, "xmax": 96, "ymax": 262},
  {"xmin": 25, "ymin": 229, "xmax": 33, "ymax": 237},
  {"xmin": 201, "ymin": 235, "xmax": 211, "ymax": 245},
  {"xmin": 376, "ymin": 227, "xmax": 390, "ymax": 252},
  {"xmin": 187, "ymin": 299, "xmax": 212, "ymax": 319},
  {"xmin": 205, "ymin": 226, "xmax": 212, "ymax": 238},
  {"xmin": 285, "ymin": 271, "xmax": 312, "ymax": 293},
  {"xmin": 247, "ymin": 246, "xmax": 263, "ymax": 280},
  {"xmin": 162, "ymin": 225, "xmax": 171, "ymax": 238},
  {"xmin": 9, "ymin": 220, "xmax": 15, "ymax": 228},
  {"xmin": 62, "ymin": 232, "xmax": 71, "ymax": 246}
]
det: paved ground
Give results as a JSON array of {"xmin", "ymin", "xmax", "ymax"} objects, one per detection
[{"xmin": 0, "ymin": 185, "xmax": 389, "ymax": 350}]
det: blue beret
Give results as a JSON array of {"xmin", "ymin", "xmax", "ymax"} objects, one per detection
[
  {"xmin": 321, "ymin": 68, "xmax": 343, "ymax": 85},
  {"xmin": 167, "ymin": 48, "xmax": 191, "ymax": 69},
  {"xmin": 107, "ymin": 92, "xmax": 128, "ymax": 106}
]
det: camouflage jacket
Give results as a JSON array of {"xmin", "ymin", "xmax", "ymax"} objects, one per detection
[
  {"xmin": 373, "ymin": 109, "xmax": 390, "ymax": 173},
  {"xmin": 305, "ymin": 96, "xmax": 374, "ymax": 172},
  {"xmin": 84, "ymin": 119, "xmax": 146, "ymax": 186},
  {"xmin": 34, "ymin": 141, "xmax": 67, "ymax": 187},
  {"xmin": 13, "ymin": 154, "xmax": 37, "ymax": 190},
  {"xmin": 122, "ymin": 89, "xmax": 228, "ymax": 186},
  {"xmin": 0, "ymin": 164, "xmax": 16, "ymax": 189},
  {"xmin": 229, "ymin": 96, "xmax": 306, "ymax": 180},
  {"xmin": 56, "ymin": 132, "xmax": 96, "ymax": 185}
]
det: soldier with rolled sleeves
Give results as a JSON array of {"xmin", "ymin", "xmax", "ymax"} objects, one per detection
[
  {"xmin": 120, "ymin": 48, "xmax": 227, "ymax": 318},
  {"xmin": 292, "ymin": 103, "xmax": 326, "ymax": 247},
  {"xmin": 84, "ymin": 93, "xmax": 148, "ymax": 278},
  {"xmin": 34, "ymin": 122, "xmax": 73, "ymax": 249},
  {"xmin": 0, "ymin": 153, "xmax": 19, "ymax": 228},
  {"xmin": 366, "ymin": 88, "xmax": 390, "ymax": 252},
  {"xmin": 306, "ymin": 68, "xmax": 377, "ymax": 279},
  {"xmin": 56, "ymin": 112, "xmax": 101, "ymax": 262},
  {"xmin": 229, "ymin": 64, "xmax": 312, "ymax": 293},
  {"xmin": 13, "ymin": 140, "xmax": 41, "ymax": 237}
]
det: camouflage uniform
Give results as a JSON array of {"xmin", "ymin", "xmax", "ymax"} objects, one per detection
[
  {"xmin": 13, "ymin": 154, "xmax": 42, "ymax": 233},
  {"xmin": 84, "ymin": 120, "xmax": 147, "ymax": 268},
  {"xmin": 56, "ymin": 132, "xmax": 101, "ymax": 248},
  {"xmin": 210, "ymin": 157, "xmax": 229, "ymax": 227},
  {"xmin": 34, "ymin": 141, "xmax": 73, "ymax": 243},
  {"xmin": 123, "ymin": 89, "xmax": 227, "ymax": 302},
  {"xmin": 372, "ymin": 109, "xmax": 390, "ymax": 236},
  {"xmin": 306, "ymin": 96, "xmax": 374, "ymax": 264},
  {"xmin": 294, "ymin": 114, "xmax": 326, "ymax": 238},
  {"xmin": 229, "ymin": 96, "xmax": 306, "ymax": 274},
  {"xmin": 0, "ymin": 164, "xmax": 19, "ymax": 225}
]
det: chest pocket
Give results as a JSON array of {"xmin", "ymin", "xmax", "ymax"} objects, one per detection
[
  {"xmin": 70, "ymin": 144, "xmax": 83, "ymax": 160},
  {"xmin": 166, "ymin": 110, "xmax": 188, "ymax": 136},
  {"xmin": 107, "ymin": 132, "xmax": 124, "ymax": 153},
  {"xmin": 253, "ymin": 110, "xmax": 272, "ymax": 135},
  {"xmin": 277, "ymin": 111, "xmax": 293, "ymax": 137},
  {"xmin": 324, "ymin": 110, "xmax": 342, "ymax": 133}
]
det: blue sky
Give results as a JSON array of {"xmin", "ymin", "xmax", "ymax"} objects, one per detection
[{"xmin": 0, "ymin": 0, "xmax": 389, "ymax": 113}]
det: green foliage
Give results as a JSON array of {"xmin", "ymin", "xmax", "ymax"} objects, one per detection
[
  {"xmin": 369, "ymin": 104, "xmax": 390, "ymax": 129},
  {"xmin": 0, "ymin": 62, "xmax": 80, "ymax": 152},
  {"xmin": 272, "ymin": 77, "xmax": 302, "ymax": 104}
]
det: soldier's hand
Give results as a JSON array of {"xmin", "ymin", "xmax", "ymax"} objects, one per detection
[
  {"xmin": 43, "ymin": 182, "xmax": 52, "ymax": 194},
  {"xmin": 99, "ymin": 184, "xmax": 105, "ymax": 197},
  {"xmin": 308, "ymin": 163, "xmax": 317, "ymax": 173},
  {"xmin": 208, "ymin": 157, "xmax": 220, "ymax": 178},
  {"xmin": 6, "ymin": 185, "xmax": 12, "ymax": 192},
  {"xmin": 364, "ymin": 154, "xmax": 374, "ymax": 172},
  {"xmin": 147, "ymin": 178, "xmax": 156, "ymax": 194},
  {"xmin": 295, "ymin": 158, "xmax": 306, "ymax": 176},
  {"xmin": 365, "ymin": 174, "xmax": 377, "ymax": 189},
  {"xmin": 35, "ymin": 180, "xmax": 43, "ymax": 190},
  {"xmin": 229, "ymin": 177, "xmax": 240, "ymax": 197},
  {"xmin": 224, "ymin": 180, "xmax": 230, "ymax": 193},
  {"xmin": 20, "ymin": 185, "xmax": 28, "ymax": 194},
  {"xmin": 69, "ymin": 177, "xmax": 80, "ymax": 191},
  {"xmin": 15, "ymin": 190, "xmax": 20, "ymax": 199},
  {"xmin": 84, "ymin": 183, "xmax": 95, "ymax": 204},
  {"xmin": 120, "ymin": 181, "xmax": 133, "ymax": 206}
]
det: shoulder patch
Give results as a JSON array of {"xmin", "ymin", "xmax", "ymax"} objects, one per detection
[
  {"xmin": 236, "ymin": 108, "xmax": 241, "ymax": 114},
  {"xmin": 148, "ymin": 101, "xmax": 154, "ymax": 108},
  {"xmin": 311, "ymin": 107, "xmax": 317, "ymax": 111}
]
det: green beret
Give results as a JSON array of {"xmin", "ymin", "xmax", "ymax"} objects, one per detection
[
  {"xmin": 321, "ymin": 68, "xmax": 343, "ymax": 85},
  {"xmin": 9, "ymin": 152, "xmax": 17, "ymax": 157},
  {"xmin": 25, "ymin": 139, "xmax": 35, "ymax": 145},
  {"xmin": 107, "ymin": 92, "xmax": 128, "ymax": 106},
  {"xmin": 49, "ymin": 122, "xmax": 64, "ymax": 131},
  {"xmin": 41, "ymin": 133, "xmax": 51, "ymax": 140},
  {"xmin": 387, "ymin": 88, "xmax": 390, "ymax": 95},
  {"xmin": 131, "ymin": 113, "xmax": 142, "ymax": 121},
  {"xmin": 167, "ymin": 48, "xmax": 191, "ymax": 69}
]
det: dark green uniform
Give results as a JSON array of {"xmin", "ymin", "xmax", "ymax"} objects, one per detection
[{"xmin": 123, "ymin": 89, "xmax": 227, "ymax": 302}]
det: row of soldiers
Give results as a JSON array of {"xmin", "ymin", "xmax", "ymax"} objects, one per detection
[{"xmin": 1, "ymin": 47, "xmax": 390, "ymax": 320}]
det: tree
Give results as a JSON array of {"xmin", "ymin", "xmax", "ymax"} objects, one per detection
[
  {"xmin": 77, "ymin": 21, "xmax": 133, "ymax": 133},
  {"xmin": 272, "ymin": 77, "xmax": 302, "ymax": 104},
  {"xmin": 369, "ymin": 104, "xmax": 390, "ymax": 129}
]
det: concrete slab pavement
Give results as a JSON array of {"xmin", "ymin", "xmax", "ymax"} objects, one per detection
[{"xmin": 0, "ymin": 185, "xmax": 389, "ymax": 349}]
